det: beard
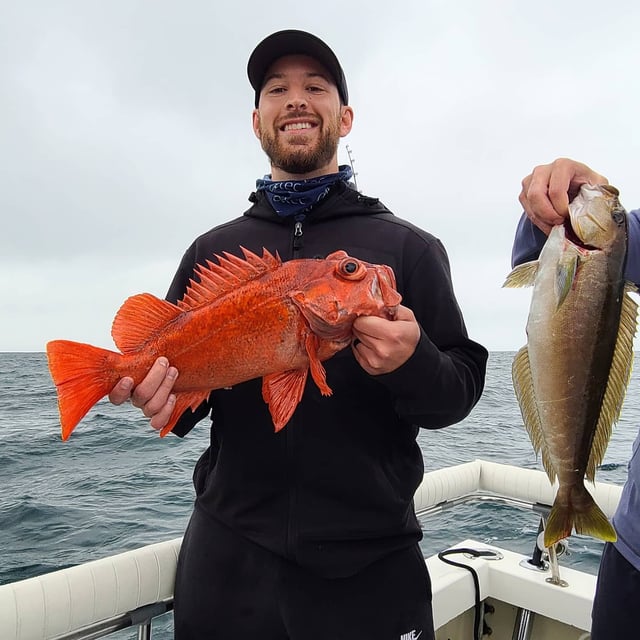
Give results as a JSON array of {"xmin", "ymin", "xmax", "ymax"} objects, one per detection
[{"xmin": 258, "ymin": 113, "xmax": 342, "ymax": 175}]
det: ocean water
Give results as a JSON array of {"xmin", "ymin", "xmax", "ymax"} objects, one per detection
[{"xmin": 1, "ymin": 351, "xmax": 638, "ymax": 639}]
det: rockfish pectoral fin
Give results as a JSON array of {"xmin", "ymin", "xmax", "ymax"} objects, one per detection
[
  {"xmin": 554, "ymin": 254, "xmax": 579, "ymax": 309},
  {"xmin": 304, "ymin": 333, "xmax": 332, "ymax": 396},
  {"xmin": 262, "ymin": 369, "xmax": 309, "ymax": 432},
  {"xmin": 260, "ymin": 335, "xmax": 333, "ymax": 433}
]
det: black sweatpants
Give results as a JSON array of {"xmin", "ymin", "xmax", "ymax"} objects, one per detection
[
  {"xmin": 591, "ymin": 542, "xmax": 640, "ymax": 639},
  {"xmin": 173, "ymin": 507, "xmax": 434, "ymax": 640}
]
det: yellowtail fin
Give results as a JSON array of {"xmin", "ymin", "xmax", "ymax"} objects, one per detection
[
  {"xmin": 502, "ymin": 261, "xmax": 539, "ymax": 288},
  {"xmin": 544, "ymin": 485, "xmax": 617, "ymax": 548}
]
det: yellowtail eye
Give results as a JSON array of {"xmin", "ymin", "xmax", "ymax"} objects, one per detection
[{"xmin": 338, "ymin": 258, "xmax": 366, "ymax": 280}]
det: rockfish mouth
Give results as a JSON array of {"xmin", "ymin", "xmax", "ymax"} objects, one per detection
[{"xmin": 371, "ymin": 266, "xmax": 399, "ymax": 319}]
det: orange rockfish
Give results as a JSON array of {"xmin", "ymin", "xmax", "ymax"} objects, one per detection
[
  {"xmin": 504, "ymin": 184, "xmax": 638, "ymax": 548},
  {"xmin": 46, "ymin": 248, "xmax": 401, "ymax": 440}
]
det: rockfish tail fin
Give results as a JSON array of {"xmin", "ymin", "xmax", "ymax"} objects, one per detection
[
  {"xmin": 544, "ymin": 485, "xmax": 617, "ymax": 548},
  {"xmin": 46, "ymin": 340, "xmax": 122, "ymax": 441}
]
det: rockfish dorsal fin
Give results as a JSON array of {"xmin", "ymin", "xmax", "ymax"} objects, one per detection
[
  {"xmin": 512, "ymin": 345, "xmax": 557, "ymax": 482},
  {"xmin": 177, "ymin": 247, "xmax": 281, "ymax": 311},
  {"xmin": 586, "ymin": 282, "xmax": 638, "ymax": 480},
  {"xmin": 503, "ymin": 261, "xmax": 539, "ymax": 289},
  {"xmin": 112, "ymin": 293, "xmax": 182, "ymax": 354}
]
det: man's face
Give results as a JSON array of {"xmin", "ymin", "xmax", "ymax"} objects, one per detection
[{"xmin": 252, "ymin": 55, "xmax": 353, "ymax": 179}]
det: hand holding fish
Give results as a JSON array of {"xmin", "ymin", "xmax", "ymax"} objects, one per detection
[
  {"xmin": 519, "ymin": 157, "xmax": 609, "ymax": 235},
  {"xmin": 113, "ymin": 305, "xmax": 420, "ymax": 432},
  {"xmin": 352, "ymin": 305, "xmax": 420, "ymax": 375},
  {"xmin": 108, "ymin": 357, "xmax": 179, "ymax": 432},
  {"xmin": 109, "ymin": 303, "xmax": 418, "ymax": 433}
]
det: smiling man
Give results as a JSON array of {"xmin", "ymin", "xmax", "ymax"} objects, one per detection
[
  {"xmin": 251, "ymin": 49, "xmax": 353, "ymax": 178},
  {"xmin": 109, "ymin": 29, "xmax": 487, "ymax": 639}
]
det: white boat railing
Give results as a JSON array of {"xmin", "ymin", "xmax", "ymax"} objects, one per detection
[
  {"xmin": 0, "ymin": 538, "xmax": 181, "ymax": 640},
  {"xmin": 0, "ymin": 459, "xmax": 623, "ymax": 640},
  {"xmin": 413, "ymin": 458, "xmax": 622, "ymax": 519}
]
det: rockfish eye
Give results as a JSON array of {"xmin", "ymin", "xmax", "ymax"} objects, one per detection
[{"xmin": 337, "ymin": 258, "xmax": 366, "ymax": 280}]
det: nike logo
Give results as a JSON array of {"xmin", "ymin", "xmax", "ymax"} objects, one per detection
[{"xmin": 400, "ymin": 631, "xmax": 422, "ymax": 640}]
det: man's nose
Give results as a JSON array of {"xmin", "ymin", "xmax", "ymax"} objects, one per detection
[{"xmin": 286, "ymin": 91, "xmax": 308, "ymax": 109}]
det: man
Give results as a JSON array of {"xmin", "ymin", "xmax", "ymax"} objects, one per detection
[
  {"xmin": 512, "ymin": 157, "xmax": 640, "ymax": 640},
  {"xmin": 111, "ymin": 30, "xmax": 487, "ymax": 639}
]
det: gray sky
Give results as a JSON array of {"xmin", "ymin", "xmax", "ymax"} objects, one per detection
[{"xmin": 2, "ymin": 0, "xmax": 639, "ymax": 352}]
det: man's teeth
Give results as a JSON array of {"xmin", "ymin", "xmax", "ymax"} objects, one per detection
[{"xmin": 284, "ymin": 122, "xmax": 312, "ymax": 131}]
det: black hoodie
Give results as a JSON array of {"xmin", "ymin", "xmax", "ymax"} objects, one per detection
[{"xmin": 167, "ymin": 181, "xmax": 488, "ymax": 578}]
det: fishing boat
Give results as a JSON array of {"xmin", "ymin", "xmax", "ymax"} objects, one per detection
[{"xmin": 0, "ymin": 458, "xmax": 621, "ymax": 640}]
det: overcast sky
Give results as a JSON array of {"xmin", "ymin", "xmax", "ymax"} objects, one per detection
[{"xmin": 2, "ymin": 0, "xmax": 639, "ymax": 352}]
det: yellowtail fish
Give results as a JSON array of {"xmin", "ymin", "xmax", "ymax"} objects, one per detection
[{"xmin": 504, "ymin": 184, "xmax": 638, "ymax": 547}]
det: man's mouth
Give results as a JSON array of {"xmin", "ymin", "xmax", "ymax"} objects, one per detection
[{"xmin": 281, "ymin": 121, "xmax": 316, "ymax": 132}]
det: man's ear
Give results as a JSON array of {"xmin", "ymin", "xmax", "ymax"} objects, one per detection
[
  {"xmin": 340, "ymin": 105, "xmax": 354, "ymax": 137},
  {"xmin": 252, "ymin": 109, "xmax": 262, "ymax": 140}
]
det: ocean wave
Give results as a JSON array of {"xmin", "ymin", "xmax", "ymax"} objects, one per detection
[{"xmin": 1, "ymin": 352, "xmax": 635, "ymax": 603}]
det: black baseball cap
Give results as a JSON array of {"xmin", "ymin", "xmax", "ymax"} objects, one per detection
[{"xmin": 247, "ymin": 29, "xmax": 349, "ymax": 107}]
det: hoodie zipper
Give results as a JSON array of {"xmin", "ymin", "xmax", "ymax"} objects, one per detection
[
  {"xmin": 282, "ymin": 219, "xmax": 304, "ymax": 559},
  {"xmin": 293, "ymin": 220, "xmax": 304, "ymax": 256}
]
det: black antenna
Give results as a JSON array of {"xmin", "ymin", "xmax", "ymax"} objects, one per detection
[{"xmin": 345, "ymin": 144, "xmax": 359, "ymax": 192}]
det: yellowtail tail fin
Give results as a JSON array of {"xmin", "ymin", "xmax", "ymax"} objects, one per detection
[
  {"xmin": 46, "ymin": 340, "xmax": 121, "ymax": 440},
  {"xmin": 544, "ymin": 485, "xmax": 617, "ymax": 548}
]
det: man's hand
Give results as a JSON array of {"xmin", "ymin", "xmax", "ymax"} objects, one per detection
[
  {"xmin": 351, "ymin": 305, "xmax": 420, "ymax": 375},
  {"xmin": 519, "ymin": 157, "xmax": 609, "ymax": 235},
  {"xmin": 108, "ymin": 356, "xmax": 179, "ymax": 431}
]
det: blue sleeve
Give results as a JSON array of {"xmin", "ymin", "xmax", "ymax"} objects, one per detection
[
  {"xmin": 510, "ymin": 213, "xmax": 547, "ymax": 268},
  {"xmin": 612, "ymin": 429, "xmax": 640, "ymax": 567},
  {"xmin": 625, "ymin": 209, "xmax": 640, "ymax": 287},
  {"xmin": 511, "ymin": 209, "xmax": 640, "ymax": 288}
]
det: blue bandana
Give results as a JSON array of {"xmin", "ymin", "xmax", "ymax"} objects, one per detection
[{"xmin": 256, "ymin": 165, "xmax": 353, "ymax": 220}]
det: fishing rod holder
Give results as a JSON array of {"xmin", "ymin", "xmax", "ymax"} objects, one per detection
[{"xmin": 417, "ymin": 492, "xmax": 573, "ymax": 585}]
